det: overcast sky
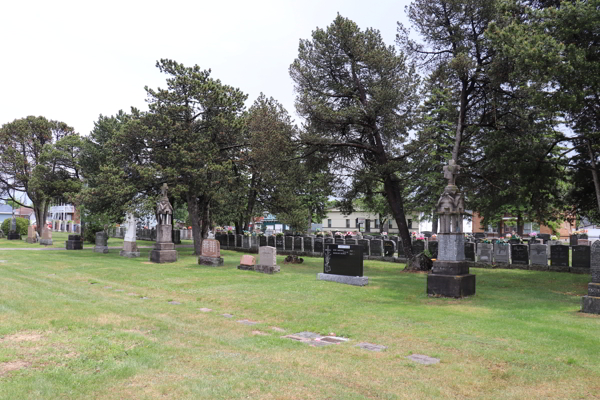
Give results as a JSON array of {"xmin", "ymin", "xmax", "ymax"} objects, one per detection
[{"xmin": 1, "ymin": 0, "xmax": 412, "ymax": 136}]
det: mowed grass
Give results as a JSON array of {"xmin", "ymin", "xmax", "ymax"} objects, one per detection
[
  {"xmin": 0, "ymin": 233, "xmax": 194, "ymax": 249},
  {"xmin": 0, "ymin": 245, "xmax": 598, "ymax": 400}
]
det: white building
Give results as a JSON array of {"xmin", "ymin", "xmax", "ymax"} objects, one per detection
[
  {"xmin": 48, "ymin": 202, "xmax": 77, "ymax": 221},
  {"xmin": 320, "ymin": 208, "xmax": 421, "ymax": 234}
]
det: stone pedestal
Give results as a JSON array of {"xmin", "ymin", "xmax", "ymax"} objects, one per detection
[
  {"xmin": 427, "ymin": 233, "xmax": 476, "ymax": 298},
  {"xmin": 94, "ymin": 232, "xmax": 109, "ymax": 253},
  {"xmin": 198, "ymin": 255, "xmax": 224, "ymax": 266},
  {"xmin": 66, "ymin": 235, "xmax": 83, "ymax": 250},
  {"xmin": 150, "ymin": 242, "xmax": 177, "ymax": 263},
  {"xmin": 120, "ymin": 241, "xmax": 140, "ymax": 258}
]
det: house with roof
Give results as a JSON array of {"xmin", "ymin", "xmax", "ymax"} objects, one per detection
[
  {"xmin": 0, "ymin": 204, "xmax": 13, "ymax": 224},
  {"xmin": 14, "ymin": 207, "xmax": 35, "ymax": 224}
]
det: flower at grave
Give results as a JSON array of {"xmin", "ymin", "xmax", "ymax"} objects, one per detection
[
  {"xmin": 345, "ymin": 231, "xmax": 354, "ymax": 236},
  {"xmin": 551, "ymin": 235, "xmax": 558, "ymax": 240},
  {"xmin": 431, "ymin": 234, "xmax": 437, "ymax": 239},
  {"xmin": 416, "ymin": 235, "xmax": 425, "ymax": 241},
  {"xmin": 530, "ymin": 231, "xmax": 537, "ymax": 237},
  {"xmin": 276, "ymin": 232, "xmax": 284, "ymax": 237},
  {"xmin": 382, "ymin": 232, "xmax": 388, "ymax": 235},
  {"xmin": 243, "ymin": 231, "xmax": 251, "ymax": 237}
]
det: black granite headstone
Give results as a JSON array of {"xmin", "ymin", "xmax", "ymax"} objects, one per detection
[
  {"xmin": 370, "ymin": 239, "xmax": 383, "ymax": 256},
  {"xmin": 464, "ymin": 242, "xmax": 475, "ymax": 261},
  {"xmin": 345, "ymin": 235, "xmax": 353, "ymax": 240},
  {"xmin": 324, "ymin": 237, "xmax": 334, "ymax": 245},
  {"xmin": 275, "ymin": 236, "xmax": 284, "ymax": 250},
  {"xmin": 383, "ymin": 240, "xmax": 395, "ymax": 257},
  {"xmin": 303, "ymin": 237, "xmax": 313, "ymax": 252},
  {"xmin": 474, "ymin": 232, "xmax": 486, "ymax": 239},
  {"xmin": 314, "ymin": 239, "xmax": 324, "ymax": 254},
  {"xmin": 538, "ymin": 233, "xmax": 551, "ymax": 243},
  {"xmin": 550, "ymin": 245, "xmax": 569, "ymax": 267},
  {"xmin": 397, "ymin": 240, "xmax": 405, "ymax": 256},
  {"xmin": 335, "ymin": 238, "xmax": 345, "ymax": 245},
  {"xmin": 294, "ymin": 236, "xmax": 302, "ymax": 251},
  {"xmin": 570, "ymin": 235, "xmax": 579, "ymax": 246},
  {"xmin": 259, "ymin": 236, "xmax": 267, "ymax": 247},
  {"xmin": 345, "ymin": 239, "xmax": 357, "ymax": 245},
  {"xmin": 324, "ymin": 244, "xmax": 363, "ymax": 276},
  {"xmin": 357, "ymin": 239, "xmax": 369, "ymax": 257},
  {"xmin": 412, "ymin": 240, "xmax": 425, "ymax": 255},
  {"xmin": 572, "ymin": 245, "xmax": 591, "ymax": 268},
  {"xmin": 511, "ymin": 244, "xmax": 529, "ymax": 265},
  {"xmin": 508, "ymin": 239, "xmax": 520, "ymax": 245},
  {"xmin": 284, "ymin": 236, "xmax": 293, "ymax": 250},
  {"xmin": 428, "ymin": 241, "xmax": 439, "ymax": 259},
  {"xmin": 268, "ymin": 235, "xmax": 275, "ymax": 247}
]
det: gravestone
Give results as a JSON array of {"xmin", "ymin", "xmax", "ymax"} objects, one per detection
[
  {"xmin": 357, "ymin": 239, "xmax": 370, "ymax": 258},
  {"xmin": 345, "ymin": 239, "xmax": 357, "ymax": 245},
  {"xmin": 94, "ymin": 231, "xmax": 109, "ymax": 253},
  {"xmin": 236, "ymin": 234, "xmax": 243, "ymax": 248},
  {"xmin": 477, "ymin": 243, "xmax": 493, "ymax": 263},
  {"xmin": 284, "ymin": 236, "xmax": 293, "ymax": 251},
  {"xmin": 259, "ymin": 236, "xmax": 267, "ymax": 247},
  {"xmin": 294, "ymin": 236, "xmax": 303, "ymax": 252},
  {"xmin": 511, "ymin": 244, "xmax": 529, "ymax": 266},
  {"xmin": 267, "ymin": 235, "xmax": 275, "ymax": 248},
  {"xmin": 529, "ymin": 244, "xmax": 548, "ymax": 270},
  {"xmin": 578, "ymin": 239, "xmax": 591, "ymax": 246},
  {"xmin": 121, "ymin": 212, "xmax": 140, "ymax": 257},
  {"xmin": 582, "ymin": 241, "xmax": 600, "ymax": 314},
  {"xmin": 275, "ymin": 236, "xmax": 284, "ymax": 251},
  {"xmin": 508, "ymin": 239, "xmax": 521, "ymax": 245},
  {"xmin": 173, "ymin": 229, "xmax": 181, "ymax": 245},
  {"xmin": 314, "ymin": 239, "xmax": 324, "ymax": 254},
  {"xmin": 464, "ymin": 242, "xmax": 475, "ymax": 262},
  {"xmin": 26, "ymin": 225, "xmax": 37, "ymax": 244},
  {"xmin": 198, "ymin": 239, "xmax": 224, "ymax": 266},
  {"xmin": 570, "ymin": 235, "xmax": 579, "ymax": 246},
  {"xmin": 318, "ymin": 244, "xmax": 367, "ymax": 286},
  {"xmin": 228, "ymin": 234, "xmax": 235, "ymax": 247},
  {"xmin": 383, "ymin": 240, "xmax": 395, "ymax": 257},
  {"xmin": 370, "ymin": 239, "xmax": 383, "ymax": 257},
  {"xmin": 242, "ymin": 235, "xmax": 250, "ymax": 249},
  {"xmin": 39, "ymin": 226, "xmax": 53, "ymax": 246},
  {"xmin": 335, "ymin": 238, "xmax": 345, "ymax": 245},
  {"xmin": 65, "ymin": 234, "xmax": 83, "ymax": 250},
  {"xmin": 412, "ymin": 240, "xmax": 425, "ymax": 255},
  {"xmin": 493, "ymin": 243, "xmax": 510, "ymax": 264},
  {"xmin": 7, "ymin": 216, "xmax": 21, "ymax": 240},
  {"xmin": 237, "ymin": 254, "xmax": 256, "ymax": 271},
  {"xmin": 324, "ymin": 237, "xmax": 334, "ymax": 245},
  {"xmin": 428, "ymin": 240, "xmax": 439, "ymax": 259},
  {"xmin": 303, "ymin": 237, "xmax": 313, "ymax": 253},
  {"xmin": 550, "ymin": 245, "xmax": 569, "ymax": 272},
  {"xmin": 150, "ymin": 183, "xmax": 178, "ymax": 263},
  {"xmin": 254, "ymin": 246, "xmax": 280, "ymax": 274},
  {"xmin": 474, "ymin": 232, "xmax": 486, "ymax": 239},
  {"xmin": 217, "ymin": 234, "xmax": 226, "ymax": 248},
  {"xmin": 537, "ymin": 233, "xmax": 551, "ymax": 243},
  {"xmin": 571, "ymin": 245, "xmax": 591, "ymax": 273}
]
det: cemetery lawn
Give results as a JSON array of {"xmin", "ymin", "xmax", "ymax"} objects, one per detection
[
  {"xmin": 0, "ymin": 234, "xmax": 194, "ymax": 249},
  {"xmin": 0, "ymin": 249, "xmax": 598, "ymax": 400}
]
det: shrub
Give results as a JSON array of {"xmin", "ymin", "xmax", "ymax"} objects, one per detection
[
  {"xmin": 1, "ymin": 217, "xmax": 29, "ymax": 236},
  {"xmin": 82, "ymin": 221, "xmax": 106, "ymax": 243}
]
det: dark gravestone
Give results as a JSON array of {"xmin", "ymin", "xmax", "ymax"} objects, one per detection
[
  {"xmin": 324, "ymin": 237, "xmax": 334, "ymax": 245},
  {"xmin": 335, "ymin": 238, "xmax": 345, "ymax": 245},
  {"xmin": 511, "ymin": 244, "xmax": 529, "ymax": 266},
  {"xmin": 412, "ymin": 240, "xmax": 425, "ymax": 255},
  {"xmin": 172, "ymin": 230, "xmax": 181, "ymax": 245},
  {"xmin": 259, "ymin": 236, "xmax": 267, "ymax": 247},
  {"xmin": 323, "ymin": 244, "xmax": 363, "ymax": 276},
  {"xmin": 345, "ymin": 239, "xmax": 357, "ymax": 245},
  {"xmin": 345, "ymin": 235, "xmax": 353, "ymax": 240},
  {"xmin": 464, "ymin": 242, "xmax": 475, "ymax": 261},
  {"xmin": 550, "ymin": 245, "xmax": 569, "ymax": 271},
  {"xmin": 570, "ymin": 235, "xmax": 579, "ymax": 246},
  {"xmin": 303, "ymin": 237, "xmax": 313, "ymax": 252},
  {"xmin": 592, "ymin": 241, "xmax": 600, "ymax": 283},
  {"xmin": 284, "ymin": 236, "xmax": 293, "ymax": 251},
  {"xmin": 582, "ymin": 241, "xmax": 600, "ymax": 314},
  {"xmin": 236, "ymin": 234, "xmax": 243, "ymax": 247},
  {"xmin": 334, "ymin": 235, "xmax": 342, "ymax": 239},
  {"xmin": 357, "ymin": 239, "xmax": 370, "ymax": 257},
  {"xmin": 370, "ymin": 239, "xmax": 383, "ymax": 257},
  {"xmin": 508, "ymin": 239, "xmax": 520, "ymax": 245},
  {"xmin": 474, "ymin": 232, "xmax": 486, "ymax": 239},
  {"xmin": 572, "ymin": 245, "xmax": 591, "ymax": 269},
  {"xmin": 216, "ymin": 234, "xmax": 226, "ymax": 247},
  {"xmin": 538, "ymin": 233, "xmax": 551, "ymax": 244},
  {"xmin": 268, "ymin": 235, "xmax": 275, "ymax": 247},
  {"xmin": 242, "ymin": 235, "xmax": 250, "ymax": 249},
  {"xmin": 294, "ymin": 236, "xmax": 303, "ymax": 252},
  {"xmin": 428, "ymin": 241, "xmax": 439, "ymax": 259},
  {"xmin": 275, "ymin": 236, "xmax": 284, "ymax": 250},
  {"xmin": 65, "ymin": 235, "xmax": 83, "ymax": 250},
  {"xmin": 314, "ymin": 239, "xmax": 324, "ymax": 254},
  {"xmin": 383, "ymin": 240, "xmax": 395, "ymax": 257}
]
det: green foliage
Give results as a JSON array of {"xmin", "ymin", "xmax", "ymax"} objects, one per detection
[{"xmin": 1, "ymin": 217, "xmax": 29, "ymax": 236}]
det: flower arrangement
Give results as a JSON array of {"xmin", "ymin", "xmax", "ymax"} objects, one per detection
[
  {"xmin": 276, "ymin": 232, "xmax": 284, "ymax": 237},
  {"xmin": 482, "ymin": 239, "xmax": 491, "ymax": 244},
  {"xmin": 551, "ymin": 235, "xmax": 558, "ymax": 240},
  {"xmin": 227, "ymin": 229, "xmax": 234, "ymax": 234},
  {"xmin": 382, "ymin": 232, "xmax": 388, "ymax": 236},
  {"xmin": 529, "ymin": 231, "xmax": 538, "ymax": 238},
  {"xmin": 316, "ymin": 232, "xmax": 323, "ymax": 237},
  {"xmin": 573, "ymin": 229, "xmax": 588, "ymax": 235},
  {"xmin": 243, "ymin": 231, "xmax": 251, "ymax": 237},
  {"xmin": 415, "ymin": 235, "xmax": 425, "ymax": 241},
  {"xmin": 345, "ymin": 231, "xmax": 354, "ymax": 236},
  {"xmin": 324, "ymin": 232, "xmax": 332, "ymax": 237},
  {"xmin": 431, "ymin": 234, "xmax": 437, "ymax": 239}
]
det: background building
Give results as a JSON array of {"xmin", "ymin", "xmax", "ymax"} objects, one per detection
[{"xmin": 320, "ymin": 208, "xmax": 420, "ymax": 234}]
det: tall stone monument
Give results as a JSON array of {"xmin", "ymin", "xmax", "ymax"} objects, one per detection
[
  {"xmin": 427, "ymin": 160, "xmax": 475, "ymax": 298},
  {"xmin": 582, "ymin": 240, "xmax": 600, "ymax": 314},
  {"xmin": 7, "ymin": 214, "xmax": 21, "ymax": 240},
  {"xmin": 120, "ymin": 212, "xmax": 140, "ymax": 258},
  {"xmin": 150, "ymin": 184, "xmax": 177, "ymax": 263}
]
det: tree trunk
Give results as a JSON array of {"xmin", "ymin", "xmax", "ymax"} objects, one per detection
[
  {"xmin": 200, "ymin": 202, "xmax": 210, "ymax": 239},
  {"xmin": 432, "ymin": 211, "xmax": 438, "ymax": 234},
  {"xmin": 497, "ymin": 221, "xmax": 503, "ymax": 237},
  {"xmin": 34, "ymin": 199, "xmax": 48, "ymax": 236},
  {"xmin": 517, "ymin": 214, "xmax": 524, "ymax": 236},
  {"xmin": 586, "ymin": 139, "xmax": 600, "ymax": 217},
  {"xmin": 187, "ymin": 192, "xmax": 203, "ymax": 256},
  {"xmin": 383, "ymin": 175, "xmax": 413, "ymax": 259}
]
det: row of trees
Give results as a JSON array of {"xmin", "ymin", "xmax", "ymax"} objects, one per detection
[{"xmin": 1, "ymin": 1, "xmax": 598, "ymax": 259}]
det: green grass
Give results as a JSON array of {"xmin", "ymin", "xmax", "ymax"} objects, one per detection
[
  {"xmin": 0, "ymin": 246, "xmax": 598, "ymax": 399},
  {"xmin": 0, "ymin": 233, "xmax": 194, "ymax": 249}
]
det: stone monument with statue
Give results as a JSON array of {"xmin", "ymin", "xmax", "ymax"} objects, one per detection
[
  {"xmin": 120, "ymin": 212, "xmax": 140, "ymax": 258},
  {"xmin": 427, "ymin": 160, "xmax": 475, "ymax": 297},
  {"xmin": 7, "ymin": 213, "xmax": 21, "ymax": 240},
  {"xmin": 150, "ymin": 184, "xmax": 177, "ymax": 263}
]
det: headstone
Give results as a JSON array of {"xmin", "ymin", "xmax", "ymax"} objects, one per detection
[
  {"xmin": 284, "ymin": 235, "xmax": 293, "ymax": 251},
  {"xmin": 242, "ymin": 235, "xmax": 250, "ymax": 249},
  {"xmin": 26, "ymin": 225, "xmax": 37, "ymax": 244},
  {"xmin": 267, "ymin": 235, "xmax": 275, "ymax": 248},
  {"xmin": 428, "ymin": 240, "xmax": 439, "ymax": 259},
  {"xmin": 318, "ymin": 244, "xmax": 367, "ymax": 286},
  {"xmin": 237, "ymin": 254, "xmax": 256, "ymax": 271},
  {"xmin": 150, "ymin": 183, "xmax": 178, "ymax": 263},
  {"xmin": 345, "ymin": 239, "xmax": 357, "ymax": 245},
  {"xmin": 39, "ymin": 226, "xmax": 53, "ymax": 245},
  {"xmin": 370, "ymin": 239, "xmax": 383, "ymax": 257},
  {"xmin": 254, "ymin": 246, "xmax": 280, "ymax": 274},
  {"xmin": 236, "ymin": 234, "xmax": 243, "ymax": 248},
  {"xmin": 324, "ymin": 237, "xmax": 334, "ymax": 245},
  {"xmin": 511, "ymin": 244, "xmax": 529, "ymax": 266},
  {"xmin": 198, "ymin": 239, "xmax": 224, "ymax": 266},
  {"xmin": 529, "ymin": 244, "xmax": 548, "ymax": 270},
  {"xmin": 303, "ymin": 237, "xmax": 313, "ymax": 253},
  {"xmin": 538, "ymin": 233, "xmax": 551, "ymax": 243},
  {"xmin": 571, "ymin": 245, "xmax": 591, "ymax": 271},
  {"xmin": 464, "ymin": 242, "xmax": 475, "ymax": 262},
  {"xmin": 120, "ymin": 212, "xmax": 140, "ymax": 257},
  {"xmin": 357, "ymin": 239, "xmax": 370, "ymax": 258},
  {"xmin": 275, "ymin": 235, "xmax": 284, "ymax": 250},
  {"xmin": 550, "ymin": 245, "xmax": 569, "ymax": 272},
  {"xmin": 173, "ymin": 229, "xmax": 181, "ymax": 245},
  {"xmin": 493, "ymin": 243, "xmax": 510, "ymax": 263},
  {"xmin": 383, "ymin": 240, "xmax": 395, "ymax": 257},
  {"xmin": 582, "ymin": 241, "xmax": 600, "ymax": 314},
  {"xmin": 570, "ymin": 235, "xmax": 579, "ymax": 246},
  {"xmin": 578, "ymin": 239, "xmax": 591, "ymax": 246},
  {"xmin": 7, "ymin": 215, "xmax": 21, "ymax": 240},
  {"xmin": 294, "ymin": 236, "xmax": 303, "ymax": 252},
  {"xmin": 335, "ymin": 238, "xmax": 345, "ymax": 245},
  {"xmin": 477, "ymin": 243, "xmax": 493, "ymax": 263},
  {"xmin": 314, "ymin": 239, "xmax": 324, "ymax": 254},
  {"xmin": 94, "ymin": 231, "xmax": 109, "ymax": 253},
  {"xmin": 259, "ymin": 236, "xmax": 267, "ymax": 247},
  {"xmin": 412, "ymin": 240, "xmax": 425, "ymax": 255},
  {"xmin": 65, "ymin": 234, "xmax": 83, "ymax": 250}
]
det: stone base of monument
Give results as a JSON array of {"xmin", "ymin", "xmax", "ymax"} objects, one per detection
[
  {"xmin": 198, "ymin": 256, "xmax": 224, "ymax": 266},
  {"xmin": 150, "ymin": 243, "xmax": 177, "ymax": 263},
  {"xmin": 570, "ymin": 267, "xmax": 590, "ymax": 275},
  {"xmin": 582, "ymin": 296, "xmax": 600, "ymax": 314},
  {"xmin": 7, "ymin": 232, "xmax": 21, "ymax": 240},
  {"xmin": 317, "ymin": 273, "xmax": 368, "ymax": 287},
  {"xmin": 26, "ymin": 238, "xmax": 37, "ymax": 244},
  {"xmin": 39, "ymin": 239, "xmax": 53, "ymax": 246},
  {"xmin": 254, "ymin": 264, "xmax": 280, "ymax": 274},
  {"xmin": 548, "ymin": 264, "xmax": 569, "ymax": 273},
  {"xmin": 120, "ymin": 241, "xmax": 140, "ymax": 258},
  {"xmin": 237, "ymin": 264, "xmax": 254, "ymax": 271},
  {"xmin": 66, "ymin": 235, "xmax": 83, "ymax": 250},
  {"xmin": 427, "ymin": 260, "xmax": 475, "ymax": 298},
  {"xmin": 94, "ymin": 246, "xmax": 109, "ymax": 253}
]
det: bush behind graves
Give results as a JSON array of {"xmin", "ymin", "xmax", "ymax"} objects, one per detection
[
  {"xmin": 82, "ymin": 221, "xmax": 107, "ymax": 243},
  {"xmin": 1, "ymin": 216, "xmax": 29, "ymax": 236}
]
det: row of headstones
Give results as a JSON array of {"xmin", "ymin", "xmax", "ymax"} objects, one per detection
[
  {"xmin": 133, "ymin": 228, "xmax": 192, "ymax": 242},
  {"xmin": 474, "ymin": 243, "xmax": 593, "ymax": 270},
  {"xmin": 51, "ymin": 220, "xmax": 80, "ymax": 233}
]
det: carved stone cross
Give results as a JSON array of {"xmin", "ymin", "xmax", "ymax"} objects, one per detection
[
  {"xmin": 443, "ymin": 160, "xmax": 460, "ymax": 187},
  {"xmin": 161, "ymin": 183, "xmax": 168, "ymax": 197}
]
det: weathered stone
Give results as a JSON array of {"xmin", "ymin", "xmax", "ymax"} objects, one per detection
[
  {"xmin": 477, "ymin": 243, "xmax": 493, "ymax": 263},
  {"xmin": 120, "ymin": 240, "xmax": 140, "ymax": 257},
  {"xmin": 66, "ymin": 235, "xmax": 84, "ymax": 250},
  {"xmin": 493, "ymin": 243, "xmax": 510, "ymax": 263},
  {"xmin": 356, "ymin": 343, "xmax": 387, "ymax": 352},
  {"xmin": 150, "ymin": 184, "xmax": 177, "ymax": 263},
  {"xmin": 39, "ymin": 226, "xmax": 53, "ymax": 246},
  {"xmin": 94, "ymin": 231, "xmax": 109, "ymax": 253},
  {"xmin": 530, "ymin": 244, "xmax": 548, "ymax": 266},
  {"xmin": 431, "ymin": 260, "xmax": 470, "ymax": 275},
  {"xmin": 581, "ymin": 296, "xmax": 600, "ymax": 314},
  {"xmin": 438, "ymin": 233, "xmax": 465, "ymax": 261},
  {"xmin": 427, "ymin": 273, "xmax": 476, "ymax": 298},
  {"xmin": 406, "ymin": 354, "xmax": 440, "ymax": 365},
  {"xmin": 26, "ymin": 226, "xmax": 37, "ymax": 244},
  {"xmin": 404, "ymin": 253, "xmax": 433, "ymax": 272}
]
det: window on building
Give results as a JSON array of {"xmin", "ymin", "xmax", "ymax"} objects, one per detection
[
  {"xmin": 328, "ymin": 219, "xmax": 332, "ymax": 228},
  {"xmin": 407, "ymin": 219, "xmax": 412, "ymax": 228},
  {"xmin": 389, "ymin": 220, "xmax": 393, "ymax": 229},
  {"xmin": 346, "ymin": 219, "xmax": 350, "ymax": 228},
  {"xmin": 374, "ymin": 219, "xmax": 379, "ymax": 229}
]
